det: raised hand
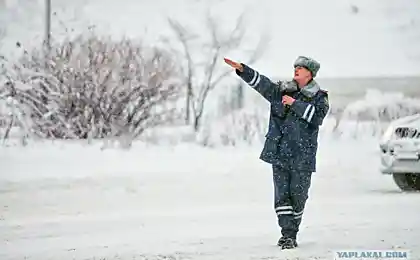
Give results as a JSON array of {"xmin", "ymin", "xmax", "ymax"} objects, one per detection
[{"xmin": 224, "ymin": 57, "xmax": 243, "ymax": 72}]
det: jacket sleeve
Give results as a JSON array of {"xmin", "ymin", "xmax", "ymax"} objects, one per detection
[
  {"xmin": 236, "ymin": 63, "xmax": 283, "ymax": 103},
  {"xmin": 289, "ymin": 92, "xmax": 330, "ymax": 126}
]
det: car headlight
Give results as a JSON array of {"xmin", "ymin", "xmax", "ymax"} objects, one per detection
[{"xmin": 381, "ymin": 125, "xmax": 395, "ymax": 144}]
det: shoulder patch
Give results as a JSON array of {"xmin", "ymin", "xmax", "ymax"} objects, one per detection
[{"xmin": 316, "ymin": 89, "xmax": 329, "ymax": 103}]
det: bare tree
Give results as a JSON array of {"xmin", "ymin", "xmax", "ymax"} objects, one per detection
[
  {"xmin": 168, "ymin": 12, "xmax": 269, "ymax": 131},
  {"xmin": 167, "ymin": 18, "xmax": 195, "ymax": 125}
]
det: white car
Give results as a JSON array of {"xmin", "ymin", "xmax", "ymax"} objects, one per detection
[{"xmin": 380, "ymin": 114, "xmax": 420, "ymax": 191}]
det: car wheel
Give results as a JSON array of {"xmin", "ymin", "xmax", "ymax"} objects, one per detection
[{"xmin": 392, "ymin": 173, "xmax": 420, "ymax": 191}]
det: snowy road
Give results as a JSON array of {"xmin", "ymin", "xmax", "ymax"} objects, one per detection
[{"xmin": 1, "ymin": 139, "xmax": 420, "ymax": 259}]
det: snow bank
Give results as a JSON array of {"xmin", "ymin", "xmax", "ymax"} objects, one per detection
[
  {"xmin": 330, "ymin": 89, "xmax": 420, "ymax": 139},
  {"xmin": 341, "ymin": 89, "xmax": 420, "ymax": 122}
]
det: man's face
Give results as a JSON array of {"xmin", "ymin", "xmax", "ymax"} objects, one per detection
[{"xmin": 293, "ymin": 66, "xmax": 312, "ymax": 83}]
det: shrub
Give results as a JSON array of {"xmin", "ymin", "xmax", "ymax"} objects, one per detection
[{"xmin": 0, "ymin": 33, "xmax": 182, "ymax": 141}]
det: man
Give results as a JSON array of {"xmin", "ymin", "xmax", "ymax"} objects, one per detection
[{"xmin": 224, "ymin": 56, "xmax": 329, "ymax": 249}]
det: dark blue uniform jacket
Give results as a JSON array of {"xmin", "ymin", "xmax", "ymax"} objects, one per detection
[{"xmin": 236, "ymin": 64, "xmax": 330, "ymax": 172}]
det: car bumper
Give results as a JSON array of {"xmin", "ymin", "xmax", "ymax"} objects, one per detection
[{"xmin": 380, "ymin": 152, "xmax": 420, "ymax": 174}]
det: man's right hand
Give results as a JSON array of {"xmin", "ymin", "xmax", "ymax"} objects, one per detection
[{"xmin": 224, "ymin": 58, "xmax": 243, "ymax": 72}]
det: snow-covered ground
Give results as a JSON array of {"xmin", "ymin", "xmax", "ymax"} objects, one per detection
[{"xmin": 1, "ymin": 138, "xmax": 420, "ymax": 260}]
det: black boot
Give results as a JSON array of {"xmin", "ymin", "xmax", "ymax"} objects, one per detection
[
  {"xmin": 281, "ymin": 238, "xmax": 298, "ymax": 249},
  {"xmin": 277, "ymin": 236, "xmax": 287, "ymax": 246}
]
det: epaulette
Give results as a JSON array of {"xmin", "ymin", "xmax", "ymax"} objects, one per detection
[
  {"xmin": 320, "ymin": 89, "xmax": 328, "ymax": 94},
  {"xmin": 319, "ymin": 89, "xmax": 329, "ymax": 103}
]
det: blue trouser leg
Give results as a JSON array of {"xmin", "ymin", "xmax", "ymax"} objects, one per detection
[
  {"xmin": 289, "ymin": 168, "xmax": 312, "ymax": 239},
  {"xmin": 272, "ymin": 165, "xmax": 312, "ymax": 239},
  {"xmin": 272, "ymin": 165, "xmax": 294, "ymax": 238}
]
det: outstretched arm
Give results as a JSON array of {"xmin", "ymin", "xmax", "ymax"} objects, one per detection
[{"xmin": 224, "ymin": 58, "xmax": 283, "ymax": 103}]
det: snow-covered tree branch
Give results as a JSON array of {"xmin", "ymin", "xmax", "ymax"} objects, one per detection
[
  {"xmin": 168, "ymin": 12, "xmax": 269, "ymax": 131},
  {"xmin": 0, "ymin": 32, "xmax": 182, "ymax": 142}
]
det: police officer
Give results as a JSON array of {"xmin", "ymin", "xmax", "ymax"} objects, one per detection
[{"xmin": 224, "ymin": 56, "xmax": 329, "ymax": 249}]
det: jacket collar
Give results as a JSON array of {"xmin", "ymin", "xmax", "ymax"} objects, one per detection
[
  {"xmin": 299, "ymin": 79, "xmax": 320, "ymax": 98},
  {"xmin": 281, "ymin": 79, "xmax": 320, "ymax": 98}
]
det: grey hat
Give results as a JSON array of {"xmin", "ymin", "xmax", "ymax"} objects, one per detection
[{"xmin": 294, "ymin": 56, "xmax": 320, "ymax": 77}]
